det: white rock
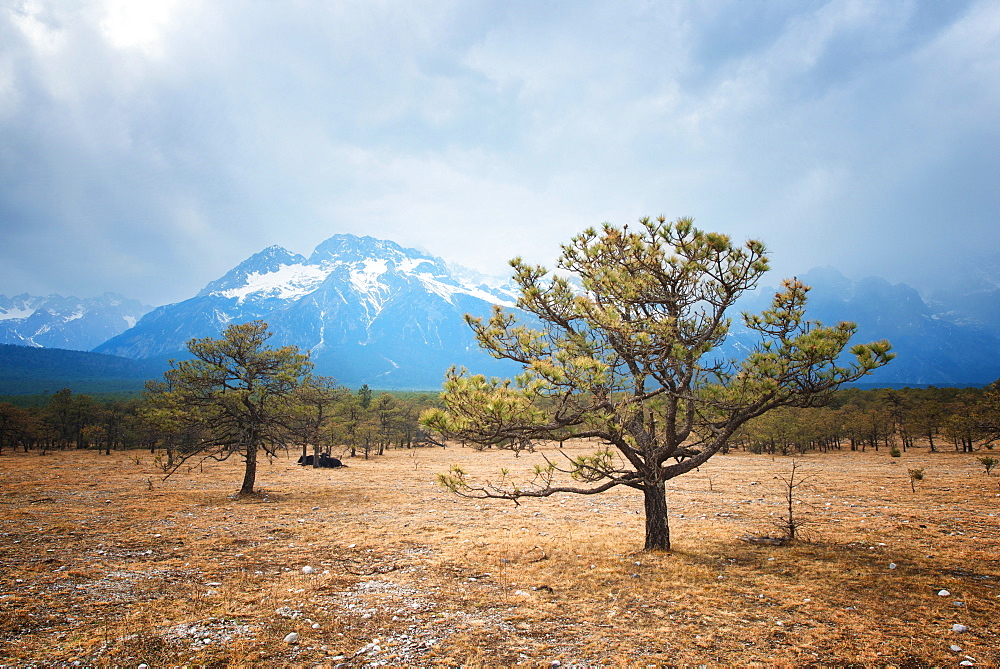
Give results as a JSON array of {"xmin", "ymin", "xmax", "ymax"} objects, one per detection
[
  {"xmin": 938, "ymin": 589, "xmax": 951, "ymax": 596},
  {"xmin": 889, "ymin": 563, "xmax": 897, "ymax": 570},
  {"xmin": 959, "ymin": 661, "xmax": 974, "ymax": 666},
  {"xmin": 951, "ymin": 645, "xmax": 963, "ymax": 652},
  {"xmin": 953, "ymin": 624, "xmax": 969, "ymax": 633},
  {"xmin": 284, "ymin": 632, "xmax": 299, "ymax": 644},
  {"xmin": 138, "ymin": 665, "xmax": 149, "ymax": 669},
  {"xmin": 302, "ymin": 566, "xmax": 314, "ymax": 574},
  {"xmin": 312, "ymin": 622, "xmax": 321, "ymax": 629}
]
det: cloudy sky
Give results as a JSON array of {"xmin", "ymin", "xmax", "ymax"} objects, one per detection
[{"xmin": 2, "ymin": 0, "xmax": 997, "ymax": 306}]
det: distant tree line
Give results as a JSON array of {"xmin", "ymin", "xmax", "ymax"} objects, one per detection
[
  {"xmin": 730, "ymin": 384, "xmax": 1000, "ymax": 455},
  {"xmin": 6, "ymin": 380, "xmax": 1000, "ymax": 462},
  {"xmin": 0, "ymin": 374, "xmax": 440, "ymax": 466}
]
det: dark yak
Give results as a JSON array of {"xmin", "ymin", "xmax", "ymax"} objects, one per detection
[{"xmin": 298, "ymin": 454, "xmax": 344, "ymax": 468}]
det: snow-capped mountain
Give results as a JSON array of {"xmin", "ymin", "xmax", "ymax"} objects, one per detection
[
  {"xmin": 95, "ymin": 234, "xmax": 524, "ymax": 387},
  {"xmin": 0, "ymin": 293, "xmax": 152, "ymax": 351},
  {"xmin": 89, "ymin": 234, "xmax": 1000, "ymax": 389}
]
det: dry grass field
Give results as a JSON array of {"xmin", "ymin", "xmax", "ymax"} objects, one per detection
[{"xmin": 1, "ymin": 442, "xmax": 998, "ymax": 666}]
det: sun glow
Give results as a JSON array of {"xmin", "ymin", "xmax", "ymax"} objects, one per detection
[{"xmin": 99, "ymin": 0, "xmax": 186, "ymax": 54}]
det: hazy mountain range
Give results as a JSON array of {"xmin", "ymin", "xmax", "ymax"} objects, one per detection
[
  {"xmin": 3, "ymin": 233, "xmax": 1000, "ymax": 393},
  {"xmin": 0, "ymin": 293, "xmax": 151, "ymax": 351}
]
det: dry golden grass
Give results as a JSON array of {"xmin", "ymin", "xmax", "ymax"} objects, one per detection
[{"xmin": 1, "ymin": 442, "xmax": 998, "ymax": 666}]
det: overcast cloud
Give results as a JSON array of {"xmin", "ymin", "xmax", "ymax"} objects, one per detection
[{"xmin": 1, "ymin": 0, "xmax": 997, "ymax": 306}]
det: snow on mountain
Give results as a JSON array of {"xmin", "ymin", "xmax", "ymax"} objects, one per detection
[
  {"xmin": 0, "ymin": 299, "xmax": 42, "ymax": 321},
  {"xmin": 89, "ymin": 234, "xmax": 1000, "ymax": 389},
  {"xmin": 95, "ymin": 234, "xmax": 525, "ymax": 387},
  {"xmin": 196, "ymin": 235, "xmax": 517, "ymax": 311},
  {"xmin": 217, "ymin": 263, "xmax": 330, "ymax": 304},
  {"xmin": 0, "ymin": 293, "xmax": 153, "ymax": 351}
]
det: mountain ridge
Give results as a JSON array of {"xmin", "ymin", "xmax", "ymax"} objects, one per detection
[
  {"xmin": 5, "ymin": 235, "xmax": 1000, "ymax": 391},
  {"xmin": 94, "ymin": 234, "xmax": 524, "ymax": 388},
  {"xmin": 0, "ymin": 292, "xmax": 152, "ymax": 351}
]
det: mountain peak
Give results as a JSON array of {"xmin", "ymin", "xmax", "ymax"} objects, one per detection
[
  {"xmin": 247, "ymin": 244, "xmax": 304, "ymax": 268},
  {"xmin": 308, "ymin": 233, "xmax": 430, "ymax": 266},
  {"xmin": 198, "ymin": 245, "xmax": 309, "ymax": 300}
]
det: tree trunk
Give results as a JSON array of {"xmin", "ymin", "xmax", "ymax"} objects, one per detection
[
  {"xmin": 241, "ymin": 442, "xmax": 258, "ymax": 495},
  {"xmin": 643, "ymin": 481, "xmax": 671, "ymax": 551}
]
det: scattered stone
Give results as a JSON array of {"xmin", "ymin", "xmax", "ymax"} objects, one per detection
[
  {"xmin": 284, "ymin": 632, "xmax": 299, "ymax": 644},
  {"xmin": 302, "ymin": 566, "xmax": 314, "ymax": 575},
  {"xmin": 742, "ymin": 535, "xmax": 789, "ymax": 546},
  {"xmin": 959, "ymin": 661, "xmax": 974, "ymax": 666},
  {"xmin": 952, "ymin": 624, "xmax": 969, "ymax": 633},
  {"xmin": 312, "ymin": 622, "xmax": 321, "ymax": 630},
  {"xmin": 951, "ymin": 645, "xmax": 963, "ymax": 652},
  {"xmin": 889, "ymin": 563, "xmax": 897, "ymax": 570},
  {"xmin": 938, "ymin": 589, "xmax": 951, "ymax": 596}
]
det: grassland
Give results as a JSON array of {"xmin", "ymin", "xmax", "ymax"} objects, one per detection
[{"xmin": 1, "ymin": 443, "xmax": 998, "ymax": 665}]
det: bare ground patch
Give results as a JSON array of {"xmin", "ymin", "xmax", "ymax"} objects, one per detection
[{"xmin": 0, "ymin": 444, "xmax": 998, "ymax": 665}]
